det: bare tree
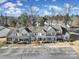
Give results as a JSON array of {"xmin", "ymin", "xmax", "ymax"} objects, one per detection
[{"xmin": 63, "ymin": 3, "xmax": 75, "ymax": 25}]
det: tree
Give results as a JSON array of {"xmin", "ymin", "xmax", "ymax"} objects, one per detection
[
  {"xmin": 0, "ymin": 14, "xmax": 5, "ymax": 25},
  {"xmin": 10, "ymin": 20, "xmax": 16, "ymax": 27},
  {"xmin": 64, "ymin": 14, "xmax": 70, "ymax": 25},
  {"xmin": 39, "ymin": 16, "xmax": 48, "ymax": 26},
  {"xmin": 18, "ymin": 13, "xmax": 29, "ymax": 26},
  {"xmin": 63, "ymin": 3, "xmax": 75, "ymax": 25}
]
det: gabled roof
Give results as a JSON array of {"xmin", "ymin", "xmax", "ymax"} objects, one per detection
[
  {"xmin": 18, "ymin": 27, "xmax": 30, "ymax": 35},
  {"xmin": 0, "ymin": 28, "xmax": 10, "ymax": 38},
  {"xmin": 0, "ymin": 26, "xmax": 5, "ymax": 30},
  {"xmin": 51, "ymin": 24, "xmax": 62, "ymax": 32},
  {"xmin": 7, "ymin": 27, "xmax": 30, "ymax": 38},
  {"xmin": 43, "ymin": 25, "xmax": 56, "ymax": 35}
]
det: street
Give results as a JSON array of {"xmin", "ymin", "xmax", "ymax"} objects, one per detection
[{"xmin": 0, "ymin": 47, "xmax": 79, "ymax": 59}]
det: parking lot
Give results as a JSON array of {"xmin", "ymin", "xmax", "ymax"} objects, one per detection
[{"xmin": 0, "ymin": 47, "xmax": 79, "ymax": 59}]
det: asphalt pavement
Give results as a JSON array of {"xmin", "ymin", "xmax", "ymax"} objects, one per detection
[{"xmin": 0, "ymin": 47, "xmax": 79, "ymax": 59}]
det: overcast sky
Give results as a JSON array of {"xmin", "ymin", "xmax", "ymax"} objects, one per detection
[{"xmin": 0, "ymin": 0, "xmax": 79, "ymax": 16}]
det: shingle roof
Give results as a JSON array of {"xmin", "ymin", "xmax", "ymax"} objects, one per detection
[
  {"xmin": 0, "ymin": 28, "xmax": 10, "ymax": 37},
  {"xmin": 0, "ymin": 26, "xmax": 5, "ymax": 30},
  {"xmin": 43, "ymin": 25, "xmax": 57, "ymax": 35},
  {"xmin": 7, "ymin": 27, "xmax": 30, "ymax": 38}
]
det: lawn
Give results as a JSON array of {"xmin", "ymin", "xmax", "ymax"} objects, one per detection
[{"xmin": 0, "ymin": 38, "xmax": 6, "ymax": 48}]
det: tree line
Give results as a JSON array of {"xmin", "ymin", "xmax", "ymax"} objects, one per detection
[{"xmin": 0, "ymin": 12, "xmax": 79, "ymax": 27}]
